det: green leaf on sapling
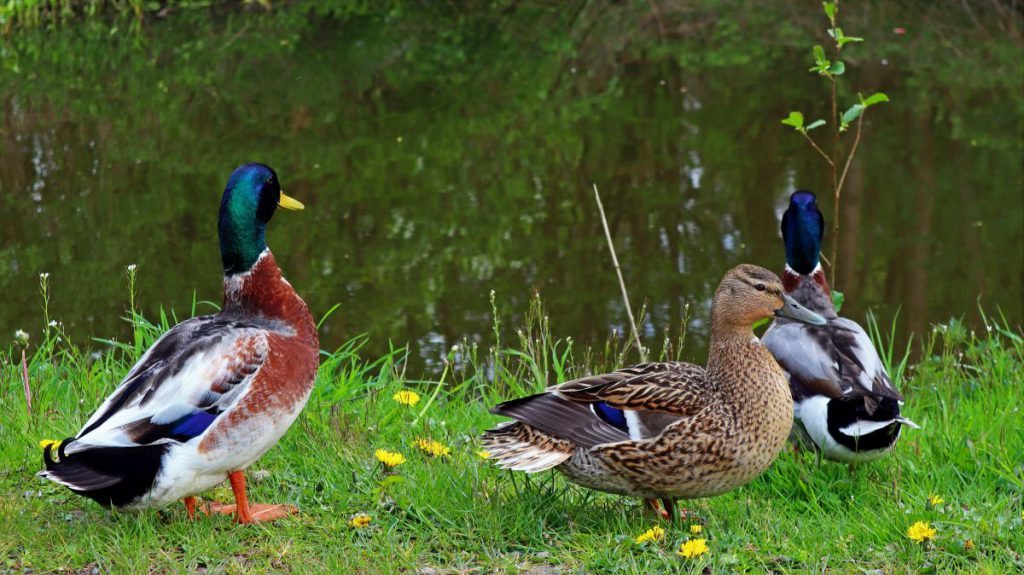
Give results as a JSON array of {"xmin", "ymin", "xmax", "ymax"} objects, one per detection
[
  {"xmin": 813, "ymin": 44, "xmax": 827, "ymax": 65},
  {"xmin": 862, "ymin": 92, "xmax": 890, "ymax": 107},
  {"xmin": 831, "ymin": 290, "xmax": 845, "ymax": 312},
  {"xmin": 781, "ymin": 111, "xmax": 805, "ymax": 129},
  {"xmin": 823, "ymin": 2, "xmax": 836, "ymax": 22},
  {"xmin": 842, "ymin": 104, "xmax": 864, "ymax": 125}
]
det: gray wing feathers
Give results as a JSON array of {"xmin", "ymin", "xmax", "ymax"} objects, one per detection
[
  {"xmin": 490, "ymin": 393, "xmax": 631, "ymax": 448},
  {"xmin": 764, "ymin": 318, "xmax": 902, "ymax": 402},
  {"xmin": 763, "ymin": 322, "xmax": 842, "ymax": 398}
]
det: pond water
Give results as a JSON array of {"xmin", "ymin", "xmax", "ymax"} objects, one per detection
[{"xmin": 2, "ymin": 4, "xmax": 1021, "ymax": 374}]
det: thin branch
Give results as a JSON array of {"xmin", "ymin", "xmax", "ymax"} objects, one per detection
[
  {"xmin": 800, "ymin": 131, "xmax": 835, "ymax": 166},
  {"xmin": 829, "ymin": 74, "xmax": 840, "ymax": 287},
  {"xmin": 593, "ymin": 184, "xmax": 646, "ymax": 362},
  {"xmin": 837, "ymin": 112, "xmax": 865, "ymax": 194},
  {"xmin": 827, "ymin": 6, "xmax": 842, "ymax": 285},
  {"xmin": 831, "ymin": 111, "xmax": 864, "ymax": 286},
  {"xmin": 818, "ymin": 250, "xmax": 833, "ymax": 268}
]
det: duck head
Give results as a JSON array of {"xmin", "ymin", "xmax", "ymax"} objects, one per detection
[
  {"xmin": 712, "ymin": 264, "xmax": 827, "ymax": 330},
  {"xmin": 782, "ymin": 190, "xmax": 824, "ymax": 275},
  {"xmin": 218, "ymin": 163, "xmax": 304, "ymax": 275}
]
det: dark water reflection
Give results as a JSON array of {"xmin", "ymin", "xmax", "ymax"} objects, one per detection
[{"xmin": 1, "ymin": 3, "xmax": 1021, "ymax": 374}]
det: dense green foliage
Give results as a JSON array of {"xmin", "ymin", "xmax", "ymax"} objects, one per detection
[
  {"xmin": 1, "ymin": 287, "xmax": 1022, "ymax": 573},
  {"xmin": 1, "ymin": 2, "xmax": 1021, "ymax": 373}
]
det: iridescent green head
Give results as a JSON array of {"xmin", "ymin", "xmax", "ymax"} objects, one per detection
[{"xmin": 218, "ymin": 163, "xmax": 304, "ymax": 275}]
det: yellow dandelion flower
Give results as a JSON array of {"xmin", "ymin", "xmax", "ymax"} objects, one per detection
[
  {"xmin": 690, "ymin": 524, "xmax": 703, "ymax": 535},
  {"xmin": 677, "ymin": 538, "xmax": 709, "ymax": 559},
  {"xmin": 907, "ymin": 521, "xmax": 937, "ymax": 543},
  {"xmin": 964, "ymin": 539, "xmax": 975, "ymax": 551},
  {"xmin": 39, "ymin": 439, "xmax": 61, "ymax": 451},
  {"xmin": 374, "ymin": 449, "xmax": 406, "ymax": 468},
  {"xmin": 414, "ymin": 438, "xmax": 452, "ymax": 458},
  {"xmin": 392, "ymin": 390, "xmax": 421, "ymax": 406},
  {"xmin": 634, "ymin": 525, "xmax": 665, "ymax": 544},
  {"xmin": 477, "ymin": 450, "xmax": 491, "ymax": 459},
  {"xmin": 928, "ymin": 494, "xmax": 944, "ymax": 507},
  {"xmin": 348, "ymin": 513, "xmax": 371, "ymax": 528}
]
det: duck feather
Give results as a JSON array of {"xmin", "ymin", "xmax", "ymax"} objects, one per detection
[
  {"xmin": 63, "ymin": 315, "xmax": 279, "ymax": 455},
  {"xmin": 763, "ymin": 317, "xmax": 902, "ymax": 407},
  {"xmin": 555, "ymin": 362, "xmax": 712, "ymax": 417}
]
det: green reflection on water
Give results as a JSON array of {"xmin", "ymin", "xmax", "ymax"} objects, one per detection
[{"xmin": 1, "ymin": 3, "xmax": 1021, "ymax": 374}]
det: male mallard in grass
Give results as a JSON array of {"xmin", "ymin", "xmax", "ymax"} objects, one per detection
[
  {"xmin": 761, "ymin": 190, "xmax": 918, "ymax": 464},
  {"xmin": 481, "ymin": 264, "xmax": 826, "ymax": 520},
  {"xmin": 39, "ymin": 163, "xmax": 319, "ymax": 523}
]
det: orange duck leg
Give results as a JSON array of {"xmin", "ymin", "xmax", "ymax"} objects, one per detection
[{"xmin": 199, "ymin": 471, "xmax": 297, "ymax": 524}]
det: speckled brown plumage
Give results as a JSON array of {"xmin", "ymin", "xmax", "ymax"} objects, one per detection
[{"xmin": 482, "ymin": 264, "xmax": 813, "ymax": 507}]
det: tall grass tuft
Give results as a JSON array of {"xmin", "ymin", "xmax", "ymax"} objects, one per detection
[{"xmin": 2, "ymin": 274, "xmax": 1022, "ymax": 573}]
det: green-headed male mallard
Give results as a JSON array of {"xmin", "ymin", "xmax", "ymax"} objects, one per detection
[
  {"xmin": 481, "ymin": 264, "xmax": 826, "ymax": 519},
  {"xmin": 39, "ymin": 163, "xmax": 319, "ymax": 524},
  {"xmin": 762, "ymin": 190, "xmax": 918, "ymax": 464}
]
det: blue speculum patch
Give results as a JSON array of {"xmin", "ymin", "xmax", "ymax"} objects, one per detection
[
  {"xmin": 170, "ymin": 411, "xmax": 218, "ymax": 439},
  {"xmin": 594, "ymin": 401, "xmax": 629, "ymax": 431}
]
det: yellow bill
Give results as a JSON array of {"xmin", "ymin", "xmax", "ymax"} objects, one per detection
[{"xmin": 278, "ymin": 190, "xmax": 305, "ymax": 211}]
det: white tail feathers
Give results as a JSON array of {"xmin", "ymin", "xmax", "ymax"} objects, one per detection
[{"xmin": 481, "ymin": 422, "xmax": 573, "ymax": 473}]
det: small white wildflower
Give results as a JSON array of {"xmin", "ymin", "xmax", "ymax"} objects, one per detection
[
  {"xmin": 14, "ymin": 329, "xmax": 29, "ymax": 346},
  {"xmin": 39, "ymin": 272, "xmax": 49, "ymax": 280},
  {"xmin": 126, "ymin": 264, "xmax": 137, "ymax": 272},
  {"xmin": 48, "ymin": 320, "xmax": 57, "ymax": 328},
  {"xmin": 451, "ymin": 344, "xmax": 460, "ymax": 352}
]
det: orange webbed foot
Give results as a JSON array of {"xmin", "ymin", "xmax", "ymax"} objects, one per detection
[
  {"xmin": 224, "ymin": 470, "xmax": 298, "ymax": 524},
  {"xmin": 205, "ymin": 502, "xmax": 297, "ymax": 523},
  {"xmin": 240, "ymin": 503, "xmax": 298, "ymax": 523}
]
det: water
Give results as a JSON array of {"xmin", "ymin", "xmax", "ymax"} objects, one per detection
[{"xmin": 2, "ymin": 4, "xmax": 1021, "ymax": 374}]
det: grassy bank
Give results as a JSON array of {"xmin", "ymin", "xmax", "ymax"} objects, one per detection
[{"xmin": 1, "ymin": 287, "xmax": 1022, "ymax": 574}]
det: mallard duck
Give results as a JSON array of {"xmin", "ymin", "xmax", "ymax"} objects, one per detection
[
  {"xmin": 481, "ymin": 264, "xmax": 826, "ymax": 519},
  {"xmin": 762, "ymin": 190, "xmax": 918, "ymax": 464},
  {"xmin": 39, "ymin": 163, "xmax": 319, "ymax": 523}
]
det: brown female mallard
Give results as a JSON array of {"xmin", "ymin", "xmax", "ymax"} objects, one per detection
[{"xmin": 481, "ymin": 264, "xmax": 826, "ymax": 519}]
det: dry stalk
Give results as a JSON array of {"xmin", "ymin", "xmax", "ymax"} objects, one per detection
[{"xmin": 593, "ymin": 184, "xmax": 647, "ymax": 362}]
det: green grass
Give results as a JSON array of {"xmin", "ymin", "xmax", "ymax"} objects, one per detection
[{"xmin": 2, "ymin": 288, "xmax": 1022, "ymax": 574}]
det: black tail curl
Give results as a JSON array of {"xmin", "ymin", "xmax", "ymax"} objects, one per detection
[{"xmin": 40, "ymin": 439, "xmax": 168, "ymax": 509}]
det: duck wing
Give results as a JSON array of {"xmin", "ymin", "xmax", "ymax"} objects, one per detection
[
  {"xmin": 63, "ymin": 314, "xmax": 275, "ymax": 455},
  {"xmin": 829, "ymin": 317, "xmax": 903, "ymax": 402},
  {"xmin": 489, "ymin": 362, "xmax": 710, "ymax": 449},
  {"xmin": 555, "ymin": 362, "xmax": 711, "ymax": 416},
  {"xmin": 763, "ymin": 317, "xmax": 902, "ymax": 404}
]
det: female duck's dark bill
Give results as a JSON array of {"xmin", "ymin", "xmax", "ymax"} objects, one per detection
[{"xmin": 776, "ymin": 294, "xmax": 827, "ymax": 325}]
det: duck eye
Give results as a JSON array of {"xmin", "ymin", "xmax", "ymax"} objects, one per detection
[{"xmin": 755, "ymin": 283, "xmax": 766, "ymax": 292}]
